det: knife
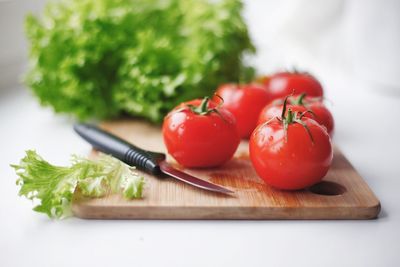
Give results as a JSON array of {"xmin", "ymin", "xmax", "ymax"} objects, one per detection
[{"xmin": 73, "ymin": 123, "xmax": 233, "ymax": 195}]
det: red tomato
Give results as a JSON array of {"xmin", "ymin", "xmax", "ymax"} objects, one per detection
[
  {"xmin": 213, "ymin": 83, "xmax": 272, "ymax": 139},
  {"xmin": 258, "ymin": 94, "xmax": 334, "ymax": 136},
  {"xmin": 250, "ymin": 103, "xmax": 332, "ymax": 190},
  {"xmin": 305, "ymin": 100, "xmax": 334, "ymax": 136},
  {"xmin": 163, "ymin": 97, "xmax": 240, "ymax": 168},
  {"xmin": 262, "ymin": 71, "xmax": 323, "ymax": 100}
]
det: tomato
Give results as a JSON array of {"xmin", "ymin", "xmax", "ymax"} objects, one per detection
[
  {"xmin": 262, "ymin": 71, "xmax": 323, "ymax": 100},
  {"xmin": 304, "ymin": 100, "xmax": 334, "ymax": 136},
  {"xmin": 250, "ymin": 100, "xmax": 333, "ymax": 190},
  {"xmin": 213, "ymin": 83, "xmax": 272, "ymax": 139},
  {"xmin": 162, "ymin": 97, "xmax": 240, "ymax": 168},
  {"xmin": 258, "ymin": 94, "xmax": 334, "ymax": 136}
]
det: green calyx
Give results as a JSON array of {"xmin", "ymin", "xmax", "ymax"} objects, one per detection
[
  {"xmin": 278, "ymin": 95, "xmax": 314, "ymax": 143},
  {"xmin": 187, "ymin": 97, "xmax": 213, "ymax": 115},
  {"xmin": 290, "ymin": 93, "xmax": 306, "ymax": 106},
  {"xmin": 290, "ymin": 93, "xmax": 324, "ymax": 106},
  {"xmin": 185, "ymin": 96, "xmax": 227, "ymax": 121}
]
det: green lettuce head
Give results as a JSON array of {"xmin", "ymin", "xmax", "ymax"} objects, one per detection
[{"xmin": 24, "ymin": 0, "xmax": 255, "ymax": 122}]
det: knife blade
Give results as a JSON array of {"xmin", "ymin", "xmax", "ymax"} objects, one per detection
[{"xmin": 73, "ymin": 123, "xmax": 233, "ymax": 195}]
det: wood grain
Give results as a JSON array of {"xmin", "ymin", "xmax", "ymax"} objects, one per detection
[{"xmin": 71, "ymin": 120, "xmax": 381, "ymax": 220}]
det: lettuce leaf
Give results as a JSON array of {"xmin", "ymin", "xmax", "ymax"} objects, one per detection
[
  {"xmin": 24, "ymin": 0, "xmax": 255, "ymax": 122},
  {"xmin": 11, "ymin": 150, "xmax": 144, "ymax": 219}
]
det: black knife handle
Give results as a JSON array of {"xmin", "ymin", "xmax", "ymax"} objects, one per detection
[{"xmin": 73, "ymin": 123, "xmax": 166, "ymax": 175}]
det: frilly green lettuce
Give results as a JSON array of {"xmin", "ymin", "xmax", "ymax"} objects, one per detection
[
  {"xmin": 24, "ymin": 0, "xmax": 255, "ymax": 122},
  {"xmin": 11, "ymin": 150, "xmax": 144, "ymax": 218}
]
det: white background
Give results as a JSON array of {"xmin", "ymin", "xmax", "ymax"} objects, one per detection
[{"xmin": 1, "ymin": 1, "xmax": 400, "ymax": 266}]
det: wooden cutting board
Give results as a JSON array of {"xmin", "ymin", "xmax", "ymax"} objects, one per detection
[{"xmin": 72, "ymin": 120, "xmax": 380, "ymax": 220}]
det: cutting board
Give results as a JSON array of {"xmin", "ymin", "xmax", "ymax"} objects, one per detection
[{"xmin": 72, "ymin": 120, "xmax": 380, "ymax": 220}]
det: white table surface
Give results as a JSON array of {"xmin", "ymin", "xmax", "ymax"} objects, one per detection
[{"xmin": 1, "ymin": 1, "xmax": 400, "ymax": 266}]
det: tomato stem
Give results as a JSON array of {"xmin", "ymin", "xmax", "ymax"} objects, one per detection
[
  {"xmin": 286, "ymin": 108, "xmax": 294, "ymax": 123},
  {"xmin": 199, "ymin": 97, "xmax": 210, "ymax": 113},
  {"xmin": 291, "ymin": 93, "xmax": 306, "ymax": 106},
  {"xmin": 278, "ymin": 94, "xmax": 314, "ymax": 144},
  {"xmin": 186, "ymin": 97, "xmax": 211, "ymax": 115},
  {"xmin": 184, "ymin": 96, "xmax": 227, "ymax": 122},
  {"xmin": 281, "ymin": 95, "xmax": 289, "ymax": 119}
]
